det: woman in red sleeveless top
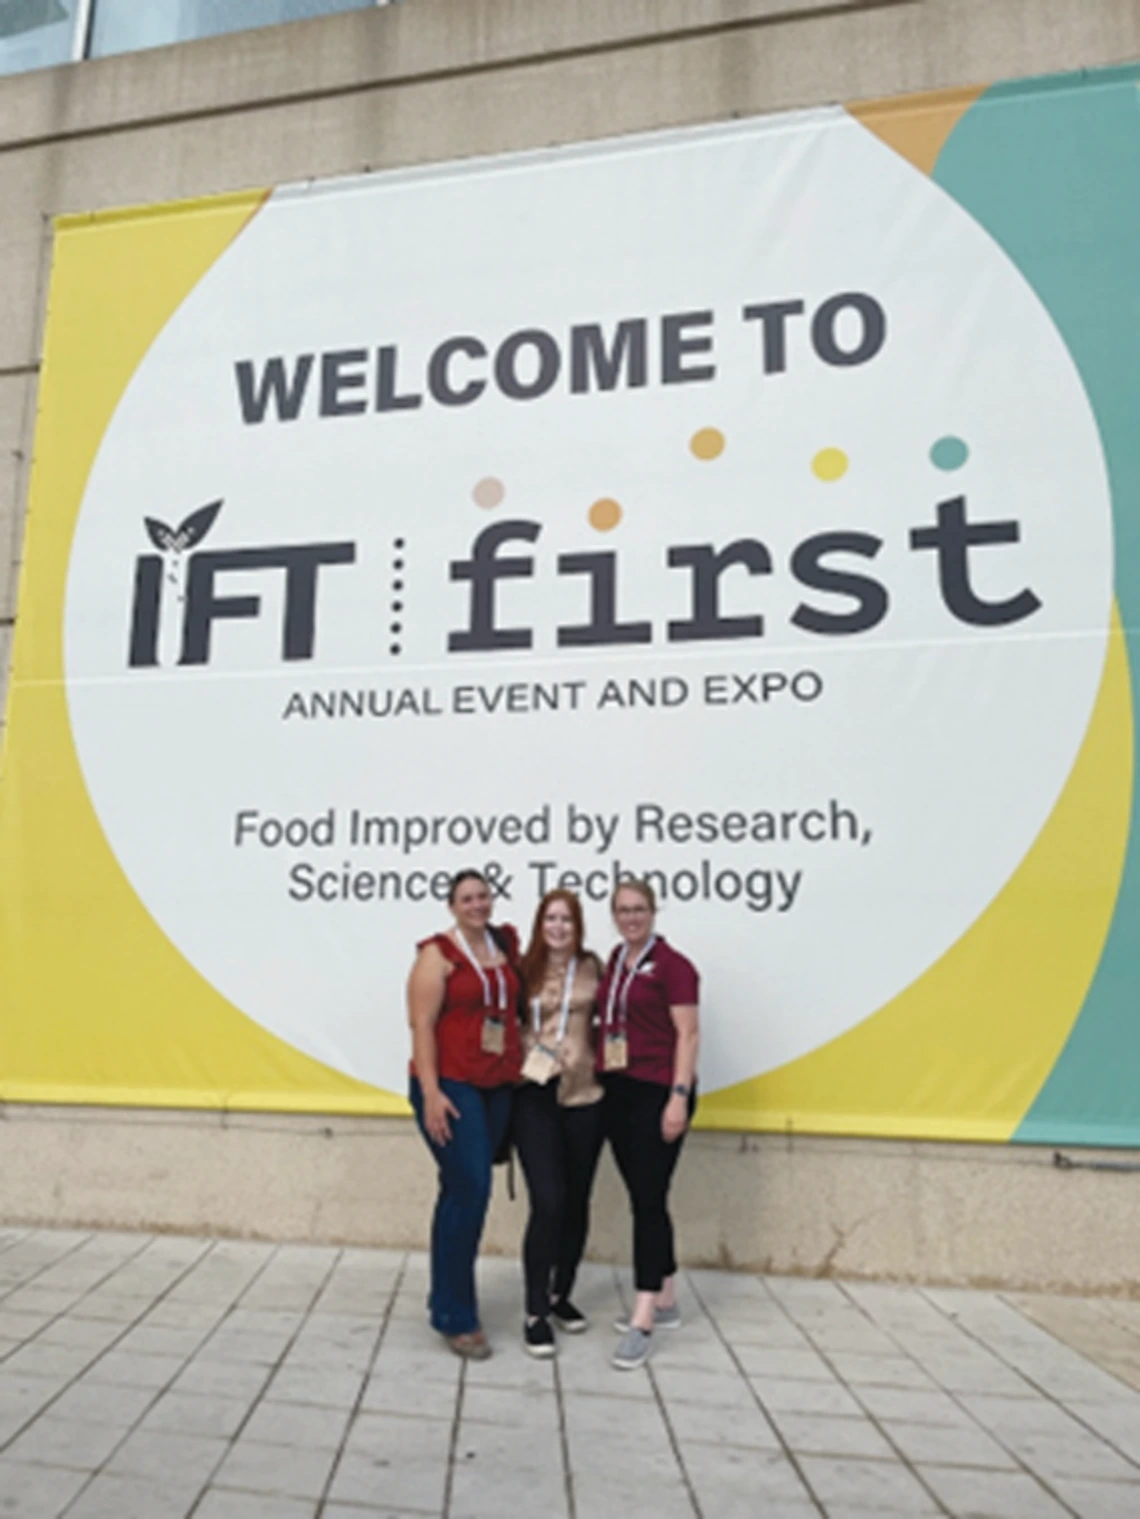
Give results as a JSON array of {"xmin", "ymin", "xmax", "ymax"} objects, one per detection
[{"xmin": 407, "ymin": 869, "xmax": 522, "ymax": 1359}]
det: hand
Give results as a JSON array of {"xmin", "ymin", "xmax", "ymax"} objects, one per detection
[
  {"xmin": 424, "ymin": 1087, "xmax": 461, "ymax": 1145},
  {"xmin": 661, "ymin": 1093, "xmax": 689, "ymax": 1143}
]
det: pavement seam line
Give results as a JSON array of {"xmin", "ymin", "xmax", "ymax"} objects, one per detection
[
  {"xmin": 1088, "ymin": 1296, "xmax": 1140, "ymax": 1338},
  {"xmin": 0, "ymin": 1228, "xmax": 155, "ymax": 1371},
  {"xmin": 613, "ymin": 1263, "xmax": 703, "ymax": 1516},
  {"xmin": 833, "ymin": 1280, "xmax": 1080, "ymax": 1515},
  {"xmin": 442, "ymin": 1352, "xmax": 468, "ymax": 1518},
  {"xmin": 763, "ymin": 1278, "xmax": 960, "ymax": 1514},
  {"xmin": 182, "ymin": 1242, "xmax": 348, "ymax": 1516},
  {"xmin": 645, "ymin": 1354, "xmax": 705, "ymax": 1518},
  {"xmin": 0, "ymin": 1231, "xmax": 208, "ymax": 1462},
  {"xmin": 313, "ymin": 1249, "xmax": 410, "ymax": 1517},
  {"xmin": 0, "ymin": 1227, "xmax": 96, "ymax": 1310},
  {"xmin": 551, "ymin": 1327, "xmax": 577, "ymax": 1519},
  {"xmin": 684, "ymin": 1270, "xmax": 829, "ymax": 1517},
  {"xmin": 47, "ymin": 1234, "xmax": 254, "ymax": 1516},
  {"xmin": 65, "ymin": 1237, "xmax": 285, "ymax": 1514},
  {"xmin": 1002, "ymin": 1289, "xmax": 1140, "ymax": 1401},
  {"xmin": 916, "ymin": 1282, "xmax": 1140, "ymax": 1492}
]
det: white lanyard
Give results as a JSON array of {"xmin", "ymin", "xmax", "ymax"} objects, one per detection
[
  {"xmin": 532, "ymin": 957, "xmax": 577, "ymax": 1044},
  {"xmin": 453, "ymin": 929, "xmax": 508, "ymax": 1013},
  {"xmin": 605, "ymin": 937, "xmax": 656, "ymax": 1032}
]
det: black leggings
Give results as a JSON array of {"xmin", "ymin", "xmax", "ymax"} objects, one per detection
[
  {"xmin": 512, "ymin": 1082, "xmax": 607, "ymax": 1319},
  {"xmin": 604, "ymin": 1074, "xmax": 695, "ymax": 1293}
]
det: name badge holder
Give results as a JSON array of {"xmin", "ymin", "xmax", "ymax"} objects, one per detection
[
  {"xmin": 452, "ymin": 930, "xmax": 510, "ymax": 1056},
  {"xmin": 603, "ymin": 937, "xmax": 656, "ymax": 1072},
  {"xmin": 521, "ymin": 958, "xmax": 577, "ymax": 1086}
]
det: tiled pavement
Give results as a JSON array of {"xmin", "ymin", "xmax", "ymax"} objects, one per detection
[{"xmin": 0, "ymin": 1230, "xmax": 1139, "ymax": 1517}]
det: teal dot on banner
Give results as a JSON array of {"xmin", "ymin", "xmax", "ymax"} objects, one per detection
[{"xmin": 931, "ymin": 435, "xmax": 970, "ymax": 470}]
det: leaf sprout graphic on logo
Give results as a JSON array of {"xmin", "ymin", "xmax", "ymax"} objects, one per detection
[
  {"xmin": 143, "ymin": 499, "xmax": 222, "ymax": 607},
  {"xmin": 144, "ymin": 499, "xmax": 222, "ymax": 557},
  {"xmin": 141, "ymin": 503, "xmax": 222, "ymax": 672}
]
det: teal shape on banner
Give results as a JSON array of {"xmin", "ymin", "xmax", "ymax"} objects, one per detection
[
  {"xmin": 934, "ymin": 64, "xmax": 1140, "ymax": 1146},
  {"xmin": 929, "ymin": 435, "xmax": 969, "ymax": 472}
]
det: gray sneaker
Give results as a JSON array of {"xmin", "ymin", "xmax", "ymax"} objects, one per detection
[
  {"xmin": 612, "ymin": 1326, "xmax": 653, "ymax": 1370},
  {"xmin": 613, "ymin": 1305, "xmax": 681, "ymax": 1332}
]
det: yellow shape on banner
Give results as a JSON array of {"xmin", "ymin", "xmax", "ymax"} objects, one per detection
[
  {"xmin": 690, "ymin": 428, "xmax": 725, "ymax": 461},
  {"xmin": 0, "ymin": 192, "xmax": 398, "ymax": 1111},
  {"xmin": 699, "ymin": 608, "xmax": 1133, "ymax": 1138},
  {"xmin": 811, "ymin": 447, "xmax": 848, "ymax": 482},
  {"xmin": 588, "ymin": 497, "xmax": 623, "ymax": 531},
  {"xmin": 848, "ymin": 83, "xmax": 987, "ymax": 175}
]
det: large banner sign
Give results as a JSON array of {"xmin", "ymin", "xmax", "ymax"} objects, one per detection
[{"xmin": 1, "ymin": 64, "xmax": 1137, "ymax": 1142}]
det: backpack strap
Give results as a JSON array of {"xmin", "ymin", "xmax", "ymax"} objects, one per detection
[{"xmin": 487, "ymin": 922, "xmax": 520, "ymax": 967}]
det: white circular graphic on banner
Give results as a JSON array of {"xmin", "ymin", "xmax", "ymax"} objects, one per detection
[{"xmin": 65, "ymin": 112, "xmax": 1113, "ymax": 1094}]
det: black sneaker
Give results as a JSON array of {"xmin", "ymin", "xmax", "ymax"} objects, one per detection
[
  {"xmin": 550, "ymin": 1298, "xmax": 589, "ymax": 1334},
  {"xmin": 524, "ymin": 1317, "xmax": 556, "ymax": 1358}
]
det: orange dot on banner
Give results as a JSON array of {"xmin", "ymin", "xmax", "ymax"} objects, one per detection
[
  {"xmin": 812, "ymin": 447, "xmax": 848, "ymax": 482},
  {"xmin": 588, "ymin": 498, "xmax": 622, "ymax": 532},
  {"xmin": 690, "ymin": 428, "xmax": 725, "ymax": 461},
  {"xmin": 472, "ymin": 477, "xmax": 505, "ymax": 508}
]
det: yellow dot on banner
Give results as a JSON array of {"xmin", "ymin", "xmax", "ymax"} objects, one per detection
[
  {"xmin": 690, "ymin": 428, "xmax": 725, "ymax": 461},
  {"xmin": 588, "ymin": 498, "xmax": 622, "ymax": 532},
  {"xmin": 812, "ymin": 447, "xmax": 849, "ymax": 482},
  {"xmin": 472, "ymin": 477, "xmax": 505, "ymax": 508}
]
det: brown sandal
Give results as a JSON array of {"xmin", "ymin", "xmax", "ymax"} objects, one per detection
[{"xmin": 444, "ymin": 1330, "xmax": 492, "ymax": 1361}]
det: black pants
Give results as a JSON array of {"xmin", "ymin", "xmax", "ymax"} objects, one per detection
[
  {"xmin": 512, "ymin": 1082, "xmax": 607, "ymax": 1319},
  {"xmin": 604, "ymin": 1074, "xmax": 695, "ymax": 1293}
]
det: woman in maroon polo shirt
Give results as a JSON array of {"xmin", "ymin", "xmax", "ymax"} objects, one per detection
[
  {"xmin": 407, "ymin": 869, "xmax": 522, "ymax": 1360},
  {"xmin": 598, "ymin": 879, "xmax": 700, "ymax": 1371}
]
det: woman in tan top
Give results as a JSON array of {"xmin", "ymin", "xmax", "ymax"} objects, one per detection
[{"xmin": 513, "ymin": 888, "xmax": 604, "ymax": 1358}]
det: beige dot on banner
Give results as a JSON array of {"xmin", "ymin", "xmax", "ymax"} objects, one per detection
[
  {"xmin": 812, "ymin": 447, "xmax": 849, "ymax": 482},
  {"xmin": 472, "ymin": 477, "xmax": 505, "ymax": 508},
  {"xmin": 690, "ymin": 427, "xmax": 725, "ymax": 461},
  {"xmin": 588, "ymin": 498, "xmax": 622, "ymax": 532}
]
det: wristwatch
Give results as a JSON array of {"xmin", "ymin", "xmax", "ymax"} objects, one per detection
[{"xmin": 672, "ymin": 1083, "xmax": 690, "ymax": 1097}]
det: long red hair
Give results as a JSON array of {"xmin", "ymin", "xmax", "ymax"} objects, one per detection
[{"xmin": 520, "ymin": 889, "xmax": 592, "ymax": 996}]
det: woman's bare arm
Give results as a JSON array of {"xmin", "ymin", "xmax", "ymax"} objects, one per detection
[
  {"xmin": 662, "ymin": 1003, "xmax": 699, "ymax": 1142},
  {"xmin": 408, "ymin": 943, "xmax": 459, "ymax": 1143}
]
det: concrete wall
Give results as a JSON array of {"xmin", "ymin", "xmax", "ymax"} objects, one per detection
[
  {"xmin": 2, "ymin": 1105, "xmax": 1138, "ymax": 1296},
  {"xmin": 2, "ymin": 0, "xmax": 1139, "ymax": 1288}
]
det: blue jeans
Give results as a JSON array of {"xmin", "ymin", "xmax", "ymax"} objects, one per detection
[{"xmin": 409, "ymin": 1075, "xmax": 514, "ymax": 1335}]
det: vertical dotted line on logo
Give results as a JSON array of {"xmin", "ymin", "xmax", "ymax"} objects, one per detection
[{"xmin": 391, "ymin": 538, "xmax": 404, "ymax": 656}]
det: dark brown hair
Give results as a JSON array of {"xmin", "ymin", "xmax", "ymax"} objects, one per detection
[{"xmin": 447, "ymin": 868, "xmax": 487, "ymax": 906}]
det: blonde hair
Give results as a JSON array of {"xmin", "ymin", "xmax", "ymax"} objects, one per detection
[{"xmin": 610, "ymin": 878, "xmax": 657, "ymax": 914}]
